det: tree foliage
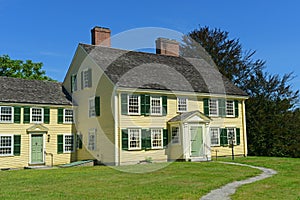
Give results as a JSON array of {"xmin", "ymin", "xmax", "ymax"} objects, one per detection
[
  {"xmin": 0, "ymin": 55, "xmax": 54, "ymax": 81},
  {"xmin": 182, "ymin": 26, "xmax": 300, "ymax": 157}
]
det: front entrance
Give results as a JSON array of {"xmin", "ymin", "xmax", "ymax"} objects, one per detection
[
  {"xmin": 31, "ymin": 134, "xmax": 44, "ymax": 164},
  {"xmin": 190, "ymin": 125, "xmax": 203, "ymax": 157}
]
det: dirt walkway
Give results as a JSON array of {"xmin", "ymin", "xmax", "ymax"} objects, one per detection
[{"xmin": 200, "ymin": 162, "xmax": 277, "ymax": 200}]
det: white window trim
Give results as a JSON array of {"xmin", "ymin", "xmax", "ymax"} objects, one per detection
[
  {"xmin": 30, "ymin": 107, "xmax": 44, "ymax": 124},
  {"xmin": 127, "ymin": 95, "xmax": 141, "ymax": 115},
  {"xmin": 89, "ymin": 97, "xmax": 96, "ymax": 118},
  {"xmin": 0, "ymin": 106, "xmax": 14, "ymax": 123},
  {"xmin": 227, "ymin": 127, "xmax": 237, "ymax": 145},
  {"xmin": 151, "ymin": 128, "xmax": 163, "ymax": 149},
  {"xmin": 128, "ymin": 128, "xmax": 141, "ymax": 150},
  {"xmin": 177, "ymin": 97, "xmax": 188, "ymax": 113},
  {"xmin": 210, "ymin": 127, "xmax": 220, "ymax": 146},
  {"xmin": 82, "ymin": 68, "xmax": 90, "ymax": 89},
  {"xmin": 0, "ymin": 134, "xmax": 13, "ymax": 156},
  {"xmin": 150, "ymin": 96, "xmax": 162, "ymax": 115},
  {"xmin": 63, "ymin": 109, "xmax": 74, "ymax": 124},
  {"xmin": 88, "ymin": 128, "xmax": 96, "ymax": 151},
  {"xmin": 63, "ymin": 134, "xmax": 74, "ymax": 153},
  {"xmin": 226, "ymin": 100, "xmax": 235, "ymax": 117},
  {"xmin": 209, "ymin": 99, "xmax": 219, "ymax": 117},
  {"xmin": 171, "ymin": 126, "xmax": 180, "ymax": 145}
]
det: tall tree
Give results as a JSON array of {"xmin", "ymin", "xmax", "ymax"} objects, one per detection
[
  {"xmin": 0, "ymin": 55, "xmax": 54, "ymax": 80},
  {"xmin": 181, "ymin": 26, "xmax": 300, "ymax": 157}
]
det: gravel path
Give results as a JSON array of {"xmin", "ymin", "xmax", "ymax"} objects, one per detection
[{"xmin": 200, "ymin": 162, "xmax": 277, "ymax": 200}]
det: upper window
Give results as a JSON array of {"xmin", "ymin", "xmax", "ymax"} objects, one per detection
[
  {"xmin": 89, "ymin": 97, "xmax": 96, "ymax": 118},
  {"xmin": 210, "ymin": 128, "xmax": 220, "ymax": 146},
  {"xmin": 64, "ymin": 109, "xmax": 73, "ymax": 123},
  {"xmin": 0, "ymin": 135, "xmax": 13, "ymax": 156},
  {"xmin": 150, "ymin": 96, "xmax": 162, "ymax": 115},
  {"xmin": 71, "ymin": 74, "xmax": 77, "ymax": 92},
  {"xmin": 209, "ymin": 99, "xmax": 218, "ymax": 116},
  {"xmin": 31, "ymin": 108, "xmax": 43, "ymax": 123},
  {"xmin": 128, "ymin": 95, "xmax": 140, "ymax": 115},
  {"xmin": 128, "ymin": 129, "xmax": 141, "ymax": 150},
  {"xmin": 83, "ymin": 69, "xmax": 90, "ymax": 89},
  {"xmin": 88, "ymin": 129, "xmax": 96, "ymax": 151},
  {"xmin": 0, "ymin": 106, "xmax": 13, "ymax": 123},
  {"xmin": 171, "ymin": 126, "xmax": 180, "ymax": 144},
  {"xmin": 226, "ymin": 100, "xmax": 235, "ymax": 117},
  {"xmin": 151, "ymin": 129, "xmax": 163, "ymax": 149},
  {"xmin": 177, "ymin": 98, "xmax": 187, "ymax": 112},
  {"xmin": 64, "ymin": 134, "xmax": 74, "ymax": 153}
]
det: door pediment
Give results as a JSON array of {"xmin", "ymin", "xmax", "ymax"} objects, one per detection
[
  {"xmin": 27, "ymin": 124, "xmax": 49, "ymax": 133},
  {"xmin": 168, "ymin": 110, "xmax": 211, "ymax": 124}
]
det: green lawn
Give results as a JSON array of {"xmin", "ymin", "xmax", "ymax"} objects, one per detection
[
  {"xmin": 221, "ymin": 157, "xmax": 300, "ymax": 200},
  {"xmin": 0, "ymin": 161, "xmax": 260, "ymax": 200},
  {"xmin": 0, "ymin": 157, "xmax": 299, "ymax": 200}
]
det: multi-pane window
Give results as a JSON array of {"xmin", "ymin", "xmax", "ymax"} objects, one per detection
[
  {"xmin": 151, "ymin": 129, "xmax": 163, "ymax": 149},
  {"xmin": 83, "ymin": 69, "xmax": 90, "ymax": 89},
  {"xmin": 0, "ymin": 135, "xmax": 13, "ymax": 156},
  {"xmin": 128, "ymin": 95, "xmax": 140, "ymax": 115},
  {"xmin": 88, "ymin": 129, "xmax": 96, "ymax": 151},
  {"xmin": 227, "ymin": 128, "xmax": 236, "ymax": 145},
  {"xmin": 226, "ymin": 100, "xmax": 234, "ymax": 117},
  {"xmin": 89, "ymin": 98, "xmax": 96, "ymax": 118},
  {"xmin": 128, "ymin": 129, "xmax": 141, "ymax": 150},
  {"xmin": 210, "ymin": 128, "xmax": 220, "ymax": 146},
  {"xmin": 171, "ymin": 126, "xmax": 180, "ymax": 144},
  {"xmin": 177, "ymin": 98, "xmax": 187, "ymax": 112},
  {"xmin": 209, "ymin": 99, "xmax": 218, "ymax": 116},
  {"xmin": 31, "ymin": 108, "xmax": 43, "ymax": 123},
  {"xmin": 150, "ymin": 96, "xmax": 162, "ymax": 115},
  {"xmin": 64, "ymin": 135, "xmax": 74, "ymax": 153},
  {"xmin": 64, "ymin": 109, "xmax": 73, "ymax": 123},
  {"xmin": 0, "ymin": 106, "xmax": 13, "ymax": 123}
]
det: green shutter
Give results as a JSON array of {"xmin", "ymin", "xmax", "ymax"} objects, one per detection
[
  {"xmin": 236, "ymin": 128, "xmax": 240, "ymax": 145},
  {"xmin": 162, "ymin": 96, "xmax": 167, "ymax": 116},
  {"xmin": 203, "ymin": 98, "xmax": 209, "ymax": 116},
  {"xmin": 234, "ymin": 100, "xmax": 239, "ymax": 117},
  {"xmin": 163, "ymin": 129, "xmax": 168, "ymax": 148},
  {"xmin": 87, "ymin": 68, "xmax": 92, "ymax": 87},
  {"xmin": 142, "ymin": 129, "xmax": 151, "ymax": 150},
  {"xmin": 44, "ymin": 107, "xmax": 50, "ymax": 124},
  {"xmin": 145, "ymin": 95, "xmax": 150, "ymax": 115},
  {"xmin": 23, "ymin": 107, "xmax": 30, "ymax": 123},
  {"xmin": 14, "ymin": 107, "xmax": 21, "ymax": 123},
  {"xmin": 140, "ymin": 94, "xmax": 145, "ymax": 115},
  {"xmin": 13, "ymin": 135, "xmax": 21, "ymax": 156},
  {"xmin": 220, "ymin": 128, "xmax": 228, "ymax": 146},
  {"xmin": 71, "ymin": 74, "xmax": 77, "ymax": 92},
  {"xmin": 95, "ymin": 96, "xmax": 100, "ymax": 116},
  {"xmin": 218, "ymin": 99, "xmax": 226, "ymax": 117},
  {"xmin": 57, "ymin": 108, "xmax": 64, "ymax": 124},
  {"xmin": 121, "ymin": 129, "xmax": 128, "ymax": 150},
  {"xmin": 121, "ymin": 94, "xmax": 128, "ymax": 115},
  {"xmin": 81, "ymin": 71, "xmax": 84, "ymax": 90},
  {"xmin": 57, "ymin": 135, "xmax": 64, "ymax": 154}
]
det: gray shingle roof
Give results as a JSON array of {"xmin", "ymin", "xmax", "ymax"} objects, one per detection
[
  {"xmin": 80, "ymin": 43, "xmax": 247, "ymax": 96},
  {"xmin": 0, "ymin": 76, "xmax": 72, "ymax": 105},
  {"xmin": 168, "ymin": 110, "xmax": 211, "ymax": 122}
]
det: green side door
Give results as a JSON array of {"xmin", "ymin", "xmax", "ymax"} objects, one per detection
[
  {"xmin": 31, "ymin": 135, "xmax": 44, "ymax": 163},
  {"xmin": 190, "ymin": 126, "xmax": 203, "ymax": 157}
]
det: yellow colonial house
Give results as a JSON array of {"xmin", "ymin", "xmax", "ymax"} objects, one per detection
[
  {"xmin": 0, "ymin": 77, "xmax": 77, "ymax": 169},
  {"xmin": 62, "ymin": 26, "xmax": 249, "ymax": 166}
]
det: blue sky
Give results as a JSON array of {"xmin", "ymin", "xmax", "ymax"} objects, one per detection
[{"xmin": 1, "ymin": 0, "xmax": 300, "ymax": 91}]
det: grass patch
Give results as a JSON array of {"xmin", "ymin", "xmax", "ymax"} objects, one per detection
[
  {"xmin": 0, "ymin": 161, "xmax": 260, "ymax": 200},
  {"xmin": 217, "ymin": 156, "xmax": 300, "ymax": 200}
]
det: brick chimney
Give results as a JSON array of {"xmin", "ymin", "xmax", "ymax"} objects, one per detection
[
  {"xmin": 91, "ymin": 26, "xmax": 111, "ymax": 47},
  {"xmin": 155, "ymin": 38, "xmax": 179, "ymax": 56}
]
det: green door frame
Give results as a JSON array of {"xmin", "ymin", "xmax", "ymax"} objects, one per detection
[{"xmin": 31, "ymin": 134, "xmax": 44, "ymax": 164}]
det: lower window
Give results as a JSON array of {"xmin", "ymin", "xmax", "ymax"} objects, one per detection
[
  {"xmin": 171, "ymin": 126, "xmax": 180, "ymax": 144},
  {"xmin": 151, "ymin": 129, "xmax": 163, "ymax": 149},
  {"xmin": 128, "ymin": 129, "xmax": 141, "ymax": 150},
  {"xmin": 0, "ymin": 135, "xmax": 13, "ymax": 156},
  {"xmin": 64, "ymin": 134, "xmax": 74, "ymax": 153},
  {"xmin": 88, "ymin": 129, "xmax": 96, "ymax": 151},
  {"xmin": 210, "ymin": 128, "xmax": 220, "ymax": 146}
]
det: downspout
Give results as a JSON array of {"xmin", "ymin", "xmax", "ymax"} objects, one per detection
[{"xmin": 242, "ymin": 100, "xmax": 248, "ymax": 156}]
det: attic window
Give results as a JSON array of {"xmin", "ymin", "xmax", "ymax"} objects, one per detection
[{"xmin": 81, "ymin": 68, "xmax": 92, "ymax": 89}]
